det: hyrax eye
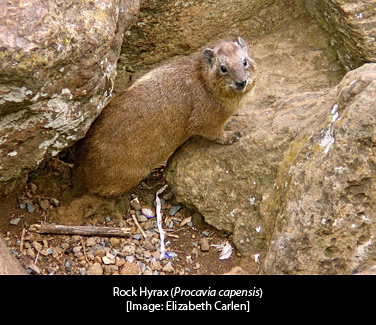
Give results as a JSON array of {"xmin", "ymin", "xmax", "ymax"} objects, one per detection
[
  {"xmin": 243, "ymin": 59, "xmax": 248, "ymax": 67},
  {"xmin": 220, "ymin": 66, "xmax": 227, "ymax": 73}
]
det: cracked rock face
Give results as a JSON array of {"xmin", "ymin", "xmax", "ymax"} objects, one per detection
[
  {"xmin": 306, "ymin": 0, "xmax": 376, "ymax": 70},
  {"xmin": 165, "ymin": 63, "xmax": 376, "ymax": 274},
  {"xmin": 0, "ymin": 0, "xmax": 139, "ymax": 194}
]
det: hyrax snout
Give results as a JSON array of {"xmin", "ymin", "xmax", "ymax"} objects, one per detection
[{"xmin": 76, "ymin": 37, "xmax": 257, "ymax": 197}]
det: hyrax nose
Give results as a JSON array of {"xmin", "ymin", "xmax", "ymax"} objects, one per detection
[{"xmin": 235, "ymin": 80, "xmax": 247, "ymax": 88}]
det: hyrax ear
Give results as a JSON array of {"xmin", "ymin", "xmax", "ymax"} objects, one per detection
[
  {"xmin": 236, "ymin": 37, "xmax": 247, "ymax": 52},
  {"xmin": 203, "ymin": 48, "xmax": 215, "ymax": 64}
]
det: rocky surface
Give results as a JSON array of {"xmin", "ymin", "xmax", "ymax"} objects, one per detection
[
  {"xmin": 165, "ymin": 63, "xmax": 376, "ymax": 274},
  {"xmin": 116, "ymin": 0, "xmax": 308, "ymax": 91},
  {"xmin": 2, "ymin": 170, "xmax": 247, "ymax": 275},
  {"xmin": 306, "ymin": 0, "xmax": 376, "ymax": 70},
  {"xmin": 0, "ymin": 0, "xmax": 139, "ymax": 194},
  {"xmin": 2, "ymin": 0, "xmax": 376, "ymax": 275}
]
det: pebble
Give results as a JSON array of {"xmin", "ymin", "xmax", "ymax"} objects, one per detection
[
  {"xmin": 141, "ymin": 207, "xmax": 155, "ymax": 218},
  {"xmin": 39, "ymin": 199, "xmax": 50, "ymax": 211},
  {"xmin": 102, "ymin": 253, "xmax": 116, "ymax": 265},
  {"xmin": 200, "ymin": 238, "xmax": 210, "ymax": 251},
  {"xmin": 169, "ymin": 206, "xmax": 181, "ymax": 216},
  {"xmin": 73, "ymin": 246, "xmax": 82, "ymax": 253},
  {"xmin": 120, "ymin": 262, "xmax": 141, "ymax": 275},
  {"xmin": 136, "ymin": 213, "xmax": 148, "ymax": 222},
  {"xmin": 50, "ymin": 198, "xmax": 59, "ymax": 207},
  {"xmin": 162, "ymin": 262, "xmax": 174, "ymax": 273},
  {"xmin": 150, "ymin": 260, "xmax": 162, "ymax": 271},
  {"xmin": 142, "ymin": 241, "xmax": 155, "ymax": 251},
  {"xmin": 87, "ymin": 263, "xmax": 103, "ymax": 275},
  {"xmin": 86, "ymin": 237, "xmax": 96, "ymax": 247},
  {"xmin": 133, "ymin": 234, "xmax": 142, "ymax": 240},
  {"xmin": 130, "ymin": 198, "xmax": 142, "ymax": 211},
  {"xmin": 33, "ymin": 241, "xmax": 43, "ymax": 252},
  {"xmin": 109, "ymin": 237, "xmax": 121, "ymax": 247},
  {"xmin": 126, "ymin": 255, "xmax": 135, "ymax": 263},
  {"xmin": 9, "ymin": 217, "xmax": 22, "ymax": 225},
  {"xmin": 26, "ymin": 203, "xmax": 35, "ymax": 213}
]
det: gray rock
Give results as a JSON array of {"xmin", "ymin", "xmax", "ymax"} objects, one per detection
[
  {"xmin": 169, "ymin": 206, "xmax": 181, "ymax": 216},
  {"xmin": 26, "ymin": 203, "xmax": 35, "ymax": 213},
  {"xmin": 132, "ymin": 234, "xmax": 142, "ymax": 240},
  {"xmin": 200, "ymin": 238, "xmax": 210, "ymax": 252},
  {"xmin": 9, "ymin": 217, "xmax": 22, "ymax": 226}
]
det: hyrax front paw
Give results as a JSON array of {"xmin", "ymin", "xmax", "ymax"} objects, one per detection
[{"xmin": 215, "ymin": 131, "xmax": 244, "ymax": 145}]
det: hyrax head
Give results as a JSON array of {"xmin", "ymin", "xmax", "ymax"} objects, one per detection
[{"xmin": 203, "ymin": 37, "xmax": 257, "ymax": 96}]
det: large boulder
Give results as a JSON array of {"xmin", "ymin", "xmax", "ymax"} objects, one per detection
[
  {"xmin": 0, "ymin": 0, "xmax": 139, "ymax": 194},
  {"xmin": 116, "ymin": 0, "xmax": 308, "ymax": 91},
  {"xmin": 165, "ymin": 63, "xmax": 376, "ymax": 274},
  {"xmin": 306, "ymin": 0, "xmax": 376, "ymax": 70}
]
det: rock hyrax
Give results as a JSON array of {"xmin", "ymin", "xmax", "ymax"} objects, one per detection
[{"xmin": 76, "ymin": 37, "xmax": 257, "ymax": 197}]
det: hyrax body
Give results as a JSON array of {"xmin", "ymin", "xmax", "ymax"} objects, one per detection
[{"xmin": 76, "ymin": 37, "xmax": 257, "ymax": 197}]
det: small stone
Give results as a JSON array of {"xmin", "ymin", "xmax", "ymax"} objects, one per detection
[
  {"xmin": 169, "ymin": 206, "xmax": 181, "ymax": 216},
  {"xmin": 120, "ymin": 262, "xmax": 141, "ymax": 275},
  {"xmin": 150, "ymin": 260, "xmax": 163, "ymax": 271},
  {"xmin": 133, "ymin": 234, "xmax": 142, "ymax": 240},
  {"xmin": 87, "ymin": 263, "xmax": 103, "ymax": 275},
  {"xmin": 192, "ymin": 247, "xmax": 199, "ymax": 258},
  {"xmin": 29, "ymin": 183, "xmax": 37, "ymax": 194},
  {"xmin": 19, "ymin": 203, "xmax": 26, "ymax": 209},
  {"xmin": 141, "ymin": 207, "xmax": 155, "ymax": 218},
  {"xmin": 109, "ymin": 237, "xmax": 121, "ymax": 247},
  {"xmin": 73, "ymin": 246, "xmax": 82, "ymax": 253},
  {"xmin": 71, "ymin": 235, "xmax": 81, "ymax": 242},
  {"xmin": 200, "ymin": 238, "xmax": 210, "ymax": 251},
  {"xmin": 102, "ymin": 256, "xmax": 114, "ymax": 265},
  {"xmin": 116, "ymin": 258, "xmax": 126, "ymax": 267},
  {"xmin": 142, "ymin": 241, "xmax": 155, "ymax": 251},
  {"xmin": 130, "ymin": 197, "xmax": 142, "ymax": 211},
  {"xmin": 122, "ymin": 245, "xmax": 135, "ymax": 256},
  {"xmin": 26, "ymin": 203, "xmax": 35, "ymax": 213},
  {"xmin": 87, "ymin": 252, "xmax": 95, "ymax": 260},
  {"xmin": 143, "ymin": 250, "xmax": 152, "ymax": 259},
  {"xmin": 162, "ymin": 262, "xmax": 174, "ymax": 273},
  {"xmin": 94, "ymin": 249, "xmax": 106, "ymax": 258},
  {"xmin": 86, "ymin": 237, "xmax": 96, "ymax": 247},
  {"xmin": 9, "ymin": 217, "xmax": 22, "ymax": 225},
  {"xmin": 39, "ymin": 199, "xmax": 50, "ymax": 211},
  {"xmin": 32, "ymin": 241, "xmax": 43, "ymax": 252},
  {"xmin": 27, "ymin": 248, "xmax": 35, "ymax": 258},
  {"xmin": 126, "ymin": 255, "xmax": 135, "ymax": 263},
  {"xmin": 50, "ymin": 198, "xmax": 59, "ymax": 207},
  {"xmin": 79, "ymin": 268, "xmax": 87, "ymax": 275},
  {"xmin": 136, "ymin": 213, "xmax": 148, "ymax": 222}
]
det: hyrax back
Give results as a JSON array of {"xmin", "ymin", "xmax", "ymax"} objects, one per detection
[{"xmin": 76, "ymin": 37, "xmax": 257, "ymax": 197}]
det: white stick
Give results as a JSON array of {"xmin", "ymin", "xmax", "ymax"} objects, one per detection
[{"xmin": 156, "ymin": 184, "xmax": 168, "ymax": 260}]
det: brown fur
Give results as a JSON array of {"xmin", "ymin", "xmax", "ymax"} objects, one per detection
[{"xmin": 75, "ymin": 37, "xmax": 257, "ymax": 197}]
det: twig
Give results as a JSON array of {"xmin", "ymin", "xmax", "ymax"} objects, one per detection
[
  {"xmin": 81, "ymin": 237, "xmax": 89, "ymax": 263},
  {"xmin": 30, "ymin": 224, "xmax": 130, "ymax": 237},
  {"xmin": 131, "ymin": 214, "xmax": 147, "ymax": 239},
  {"xmin": 20, "ymin": 228, "xmax": 26, "ymax": 253}
]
